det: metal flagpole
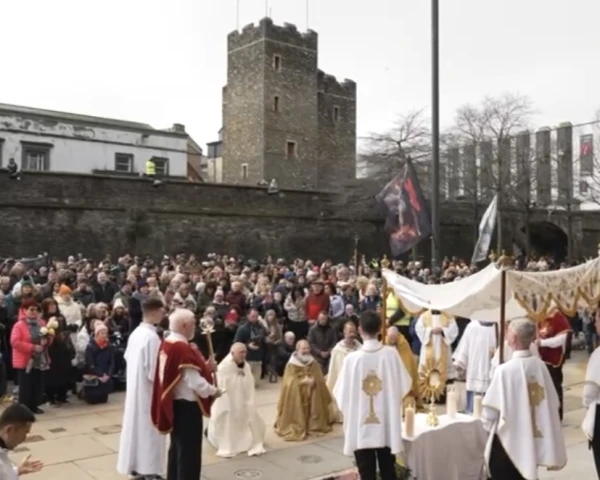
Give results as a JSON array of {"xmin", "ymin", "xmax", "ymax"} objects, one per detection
[
  {"xmin": 430, "ymin": 0, "xmax": 441, "ymax": 268},
  {"xmin": 306, "ymin": 0, "xmax": 310, "ymax": 30}
]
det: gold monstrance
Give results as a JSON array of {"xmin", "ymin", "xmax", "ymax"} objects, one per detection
[
  {"xmin": 362, "ymin": 371, "xmax": 383, "ymax": 424},
  {"xmin": 419, "ymin": 362, "xmax": 446, "ymax": 427}
]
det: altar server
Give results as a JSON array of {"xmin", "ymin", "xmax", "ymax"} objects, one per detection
[
  {"xmin": 334, "ymin": 311, "xmax": 412, "ymax": 480},
  {"xmin": 582, "ymin": 308, "xmax": 600, "ymax": 477},
  {"xmin": 453, "ymin": 320, "xmax": 497, "ymax": 413},
  {"xmin": 415, "ymin": 309, "xmax": 459, "ymax": 381},
  {"xmin": 117, "ymin": 298, "xmax": 166, "ymax": 479},
  {"xmin": 482, "ymin": 318, "xmax": 566, "ymax": 480},
  {"xmin": 207, "ymin": 342, "xmax": 266, "ymax": 458}
]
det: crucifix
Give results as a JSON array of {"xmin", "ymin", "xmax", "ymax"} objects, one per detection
[
  {"xmin": 527, "ymin": 378, "xmax": 545, "ymax": 438},
  {"xmin": 362, "ymin": 371, "xmax": 383, "ymax": 424}
]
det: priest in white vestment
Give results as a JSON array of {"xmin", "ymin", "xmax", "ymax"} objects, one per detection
[
  {"xmin": 334, "ymin": 311, "xmax": 412, "ymax": 480},
  {"xmin": 117, "ymin": 298, "xmax": 167, "ymax": 478},
  {"xmin": 415, "ymin": 309, "xmax": 458, "ymax": 381},
  {"xmin": 326, "ymin": 322, "xmax": 361, "ymax": 423},
  {"xmin": 582, "ymin": 309, "xmax": 600, "ymax": 477},
  {"xmin": 482, "ymin": 318, "xmax": 566, "ymax": 480},
  {"xmin": 490, "ymin": 325, "xmax": 539, "ymax": 380},
  {"xmin": 207, "ymin": 342, "xmax": 266, "ymax": 458},
  {"xmin": 453, "ymin": 320, "xmax": 497, "ymax": 413}
]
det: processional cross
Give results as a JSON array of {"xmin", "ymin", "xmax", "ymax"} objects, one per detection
[{"xmin": 527, "ymin": 378, "xmax": 545, "ymax": 438}]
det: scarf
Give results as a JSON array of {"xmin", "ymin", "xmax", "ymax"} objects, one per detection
[{"xmin": 95, "ymin": 337, "xmax": 109, "ymax": 349}]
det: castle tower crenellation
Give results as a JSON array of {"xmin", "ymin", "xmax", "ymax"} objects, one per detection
[{"xmin": 222, "ymin": 18, "xmax": 356, "ymax": 189}]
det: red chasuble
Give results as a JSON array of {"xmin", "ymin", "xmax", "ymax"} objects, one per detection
[
  {"xmin": 151, "ymin": 340, "xmax": 214, "ymax": 434},
  {"xmin": 538, "ymin": 311, "xmax": 572, "ymax": 367}
]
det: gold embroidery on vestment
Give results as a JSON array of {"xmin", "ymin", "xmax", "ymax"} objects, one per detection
[
  {"xmin": 527, "ymin": 377, "xmax": 545, "ymax": 438},
  {"xmin": 362, "ymin": 371, "xmax": 383, "ymax": 424}
]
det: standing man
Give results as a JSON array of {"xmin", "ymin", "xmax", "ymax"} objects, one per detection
[
  {"xmin": 0, "ymin": 404, "xmax": 43, "ymax": 479},
  {"xmin": 117, "ymin": 298, "xmax": 166, "ymax": 480},
  {"xmin": 334, "ymin": 311, "xmax": 412, "ymax": 480},
  {"xmin": 151, "ymin": 308, "xmax": 222, "ymax": 480},
  {"xmin": 307, "ymin": 311, "xmax": 337, "ymax": 374},
  {"xmin": 482, "ymin": 318, "xmax": 566, "ymax": 479},
  {"xmin": 452, "ymin": 320, "xmax": 497, "ymax": 414},
  {"xmin": 415, "ymin": 309, "xmax": 458, "ymax": 385},
  {"xmin": 536, "ymin": 310, "xmax": 571, "ymax": 421}
]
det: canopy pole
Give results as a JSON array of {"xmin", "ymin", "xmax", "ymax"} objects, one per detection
[
  {"xmin": 499, "ymin": 268, "xmax": 506, "ymax": 364},
  {"xmin": 381, "ymin": 277, "xmax": 388, "ymax": 343}
]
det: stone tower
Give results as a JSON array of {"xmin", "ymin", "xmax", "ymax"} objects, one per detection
[{"xmin": 222, "ymin": 17, "xmax": 356, "ymax": 189}]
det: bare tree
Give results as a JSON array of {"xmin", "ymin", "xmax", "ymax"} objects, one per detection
[
  {"xmin": 446, "ymin": 93, "xmax": 535, "ymax": 252},
  {"xmin": 360, "ymin": 108, "xmax": 431, "ymax": 180}
]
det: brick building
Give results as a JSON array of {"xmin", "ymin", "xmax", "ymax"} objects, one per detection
[{"xmin": 222, "ymin": 17, "xmax": 357, "ymax": 189}]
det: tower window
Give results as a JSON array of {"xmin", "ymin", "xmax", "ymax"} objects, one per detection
[
  {"xmin": 242, "ymin": 163, "xmax": 248, "ymax": 180},
  {"xmin": 286, "ymin": 141, "xmax": 297, "ymax": 159},
  {"xmin": 273, "ymin": 54, "xmax": 281, "ymax": 72},
  {"xmin": 333, "ymin": 106, "xmax": 340, "ymax": 122},
  {"xmin": 273, "ymin": 96, "xmax": 280, "ymax": 112}
]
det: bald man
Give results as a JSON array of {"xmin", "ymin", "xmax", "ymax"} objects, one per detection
[
  {"xmin": 207, "ymin": 342, "xmax": 266, "ymax": 458},
  {"xmin": 151, "ymin": 308, "xmax": 222, "ymax": 480},
  {"xmin": 274, "ymin": 340, "xmax": 335, "ymax": 441}
]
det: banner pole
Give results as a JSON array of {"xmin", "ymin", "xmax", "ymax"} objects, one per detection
[{"xmin": 381, "ymin": 277, "xmax": 388, "ymax": 343}]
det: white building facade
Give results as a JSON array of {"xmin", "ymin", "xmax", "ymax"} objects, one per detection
[{"xmin": 0, "ymin": 103, "xmax": 194, "ymax": 177}]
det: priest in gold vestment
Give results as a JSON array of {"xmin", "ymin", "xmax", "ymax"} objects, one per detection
[
  {"xmin": 385, "ymin": 326, "xmax": 420, "ymax": 407},
  {"xmin": 274, "ymin": 340, "xmax": 335, "ymax": 441}
]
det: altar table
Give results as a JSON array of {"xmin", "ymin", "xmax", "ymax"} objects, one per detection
[{"xmin": 402, "ymin": 413, "xmax": 487, "ymax": 480}]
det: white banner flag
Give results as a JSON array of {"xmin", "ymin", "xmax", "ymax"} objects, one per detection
[{"xmin": 471, "ymin": 195, "xmax": 498, "ymax": 264}]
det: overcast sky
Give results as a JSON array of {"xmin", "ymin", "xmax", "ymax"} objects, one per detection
[{"xmin": 2, "ymin": 0, "xmax": 598, "ymax": 149}]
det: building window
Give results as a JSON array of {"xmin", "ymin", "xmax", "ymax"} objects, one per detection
[
  {"xmin": 115, "ymin": 153, "xmax": 133, "ymax": 173},
  {"xmin": 273, "ymin": 54, "xmax": 281, "ymax": 72},
  {"xmin": 333, "ymin": 106, "xmax": 340, "ymax": 122},
  {"xmin": 152, "ymin": 157, "xmax": 169, "ymax": 176},
  {"xmin": 580, "ymin": 180, "xmax": 589, "ymax": 195},
  {"xmin": 21, "ymin": 142, "xmax": 51, "ymax": 171},
  {"xmin": 273, "ymin": 96, "xmax": 280, "ymax": 112},
  {"xmin": 242, "ymin": 163, "xmax": 248, "ymax": 180},
  {"xmin": 286, "ymin": 141, "xmax": 297, "ymax": 159}
]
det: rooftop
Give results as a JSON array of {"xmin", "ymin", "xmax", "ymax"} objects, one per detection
[{"xmin": 0, "ymin": 102, "xmax": 187, "ymax": 136}]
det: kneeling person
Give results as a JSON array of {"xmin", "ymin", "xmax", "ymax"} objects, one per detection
[{"xmin": 207, "ymin": 342, "xmax": 266, "ymax": 457}]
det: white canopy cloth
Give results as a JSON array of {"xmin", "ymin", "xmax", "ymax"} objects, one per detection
[{"xmin": 382, "ymin": 257, "xmax": 600, "ymax": 323}]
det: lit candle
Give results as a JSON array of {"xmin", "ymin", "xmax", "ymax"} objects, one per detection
[
  {"xmin": 473, "ymin": 394, "xmax": 483, "ymax": 419},
  {"xmin": 404, "ymin": 405, "xmax": 415, "ymax": 437},
  {"xmin": 446, "ymin": 388, "xmax": 458, "ymax": 419}
]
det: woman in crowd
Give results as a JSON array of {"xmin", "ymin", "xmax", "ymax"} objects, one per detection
[
  {"xmin": 10, "ymin": 298, "xmax": 49, "ymax": 414},
  {"xmin": 284, "ymin": 286, "xmax": 307, "ymax": 339},
  {"xmin": 41, "ymin": 298, "xmax": 74, "ymax": 405},
  {"xmin": 264, "ymin": 309, "xmax": 282, "ymax": 379},
  {"xmin": 83, "ymin": 322, "xmax": 115, "ymax": 404},
  {"xmin": 56, "ymin": 285, "xmax": 82, "ymax": 326},
  {"xmin": 105, "ymin": 299, "xmax": 130, "ymax": 336}
]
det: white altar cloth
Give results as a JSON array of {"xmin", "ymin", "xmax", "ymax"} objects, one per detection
[{"xmin": 402, "ymin": 413, "xmax": 487, "ymax": 480}]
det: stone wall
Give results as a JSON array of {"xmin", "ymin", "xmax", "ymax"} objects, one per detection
[{"xmin": 1, "ymin": 172, "xmax": 598, "ymax": 262}]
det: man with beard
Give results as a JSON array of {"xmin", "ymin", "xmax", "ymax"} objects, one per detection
[
  {"xmin": 307, "ymin": 311, "xmax": 337, "ymax": 374},
  {"xmin": 118, "ymin": 298, "xmax": 166, "ymax": 480},
  {"xmin": 129, "ymin": 280, "xmax": 150, "ymax": 332},
  {"xmin": 274, "ymin": 339, "xmax": 334, "ymax": 441},
  {"xmin": 326, "ymin": 322, "xmax": 362, "ymax": 422}
]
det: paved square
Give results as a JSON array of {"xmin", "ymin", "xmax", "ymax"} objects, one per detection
[{"xmin": 3, "ymin": 350, "xmax": 593, "ymax": 480}]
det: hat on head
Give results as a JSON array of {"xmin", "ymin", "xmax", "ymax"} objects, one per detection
[
  {"xmin": 137, "ymin": 279, "xmax": 149, "ymax": 289},
  {"xmin": 113, "ymin": 298, "xmax": 125, "ymax": 310},
  {"xmin": 59, "ymin": 285, "xmax": 72, "ymax": 296},
  {"xmin": 21, "ymin": 278, "xmax": 34, "ymax": 288},
  {"xmin": 95, "ymin": 322, "xmax": 108, "ymax": 335}
]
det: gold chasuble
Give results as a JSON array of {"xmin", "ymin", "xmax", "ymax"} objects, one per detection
[
  {"xmin": 386, "ymin": 335, "xmax": 420, "ymax": 406},
  {"xmin": 274, "ymin": 354, "xmax": 335, "ymax": 441}
]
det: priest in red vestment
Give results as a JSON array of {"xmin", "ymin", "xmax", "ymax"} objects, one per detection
[
  {"xmin": 151, "ymin": 308, "xmax": 222, "ymax": 480},
  {"xmin": 536, "ymin": 310, "xmax": 572, "ymax": 421}
]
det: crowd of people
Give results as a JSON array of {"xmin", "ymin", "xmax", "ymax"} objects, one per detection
[{"xmin": 0, "ymin": 250, "xmax": 596, "ymax": 480}]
